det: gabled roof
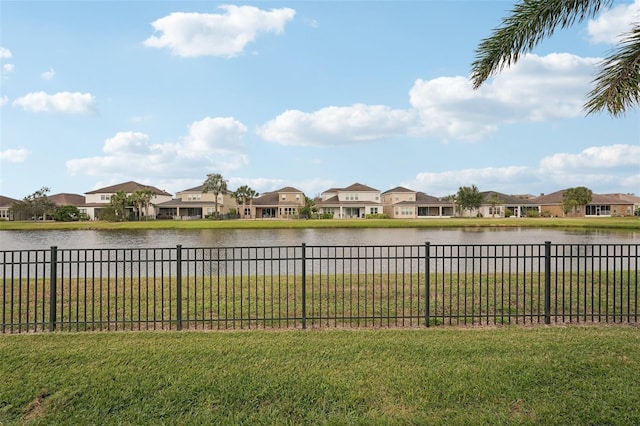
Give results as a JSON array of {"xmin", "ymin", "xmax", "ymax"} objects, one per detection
[
  {"xmin": 342, "ymin": 183, "xmax": 379, "ymax": 192},
  {"xmin": 85, "ymin": 181, "xmax": 172, "ymax": 196},
  {"xmin": 382, "ymin": 186, "xmax": 414, "ymax": 194},
  {"xmin": 535, "ymin": 189, "xmax": 634, "ymax": 205},
  {"xmin": 416, "ymin": 192, "xmax": 448, "ymax": 204},
  {"xmin": 0, "ymin": 195, "xmax": 19, "ymax": 208},
  {"xmin": 602, "ymin": 193, "xmax": 640, "ymax": 204},
  {"xmin": 481, "ymin": 191, "xmax": 538, "ymax": 205},
  {"xmin": 252, "ymin": 187, "xmax": 304, "ymax": 206},
  {"xmin": 49, "ymin": 193, "xmax": 86, "ymax": 206}
]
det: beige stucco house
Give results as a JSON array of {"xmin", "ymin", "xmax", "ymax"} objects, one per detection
[
  {"xmin": 381, "ymin": 186, "xmax": 455, "ymax": 218},
  {"xmin": 535, "ymin": 189, "xmax": 636, "ymax": 217},
  {"xmin": 83, "ymin": 181, "xmax": 172, "ymax": 220},
  {"xmin": 317, "ymin": 183, "xmax": 382, "ymax": 219},
  {"xmin": 250, "ymin": 187, "xmax": 306, "ymax": 219},
  {"xmin": 156, "ymin": 185, "xmax": 236, "ymax": 219},
  {"xmin": 0, "ymin": 195, "xmax": 18, "ymax": 221}
]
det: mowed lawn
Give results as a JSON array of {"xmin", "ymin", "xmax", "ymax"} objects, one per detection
[{"xmin": 1, "ymin": 326, "xmax": 638, "ymax": 425}]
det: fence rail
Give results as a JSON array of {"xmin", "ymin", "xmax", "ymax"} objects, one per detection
[{"xmin": 1, "ymin": 242, "xmax": 638, "ymax": 333}]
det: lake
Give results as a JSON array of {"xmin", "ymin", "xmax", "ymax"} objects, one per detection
[{"xmin": 1, "ymin": 227, "xmax": 638, "ymax": 250}]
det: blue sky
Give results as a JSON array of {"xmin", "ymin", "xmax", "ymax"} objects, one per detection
[{"xmin": 1, "ymin": 0, "xmax": 639, "ymax": 200}]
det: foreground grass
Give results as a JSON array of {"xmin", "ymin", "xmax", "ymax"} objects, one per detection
[
  {"xmin": 1, "ymin": 216, "xmax": 639, "ymax": 231},
  {"xmin": 0, "ymin": 327, "xmax": 638, "ymax": 425}
]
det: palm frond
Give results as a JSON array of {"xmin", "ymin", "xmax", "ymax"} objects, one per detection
[
  {"xmin": 585, "ymin": 24, "xmax": 640, "ymax": 116},
  {"xmin": 471, "ymin": 0, "xmax": 614, "ymax": 89}
]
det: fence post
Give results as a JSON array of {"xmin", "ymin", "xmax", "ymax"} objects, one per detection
[
  {"xmin": 176, "ymin": 245, "xmax": 183, "ymax": 331},
  {"xmin": 301, "ymin": 243, "xmax": 307, "ymax": 330},
  {"xmin": 544, "ymin": 241, "xmax": 551, "ymax": 325},
  {"xmin": 425, "ymin": 242, "xmax": 431, "ymax": 327},
  {"xmin": 49, "ymin": 246, "xmax": 58, "ymax": 332}
]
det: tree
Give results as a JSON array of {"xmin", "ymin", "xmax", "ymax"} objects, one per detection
[
  {"xmin": 53, "ymin": 205, "xmax": 80, "ymax": 222},
  {"xmin": 12, "ymin": 187, "xmax": 56, "ymax": 220},
  {"xmin": 233, "ymin": 185, "xmax": 259, "ymax": 219},
  {"xmin": 471, "ymin": 0, "xmax": 640, "ymax": 116},
  {"xmin": 562, "ymin": 186, "xmax": 593, "ymax": 216},
  {"xmin": 486, "ymin": 192, "xmax": 503, "ymax": 218},
  {"xmin": 109, "ymin": 190, "xmax": 129, "ymax": 221},
  {"xmin": 456, "ymin": 185, "xmax": 483, "ymax": 217},
  {"xmin": 299, "ymin": 196, "xmax": 316, "ymax": 219},
  {"xmin": 131, "ymin": 189, "xmax": 156, "ymax": 220},
  {"xmin": 202, "ymin": 173, "xmax": 228, "ymax": 219}
]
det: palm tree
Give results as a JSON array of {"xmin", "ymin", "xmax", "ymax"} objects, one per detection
[
  {"xmin": 471, "ymin": 0, "xmax": 640, "ymax": 116},
  {"xmin": 233, "ymin": 185, "xmax": 259, "ymax": 219},
  {"xmin": 136, "ymin": 188, "xmax": 156, "ymax": 220},
  {"xmin": 486, "ymin": 193, "xmax": 503, "ymax": 218},
  {"xmin": 110, "ymin": 191, "xmax": 129, "ymax": 221},
  {"xmin": 202, "ymin": 173, "xmax": 228, "ymax": 219}
]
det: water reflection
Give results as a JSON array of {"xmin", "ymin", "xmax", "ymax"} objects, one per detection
[{"xmin": 0, "ymin": 227, "xmax": 638, "ymax": 250}]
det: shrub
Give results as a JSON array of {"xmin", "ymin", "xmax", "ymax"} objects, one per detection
[{"xmin": 366, "ymin": 213, "xmax": 389, "ymax": 219}]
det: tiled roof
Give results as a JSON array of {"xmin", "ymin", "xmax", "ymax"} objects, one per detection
[
  {"xmin": 415, "ymin": 192, "xmax": 447, "ymax": 204},
  {"xmin": 342, "ymin": 182, "xmax": 379, "ymax": 192},
  {"xmin": 0, "ymin": 195, "xmax": 19, "ymax": 208},
  {"xmin": 49, "ymin": 193, "xmax": 86, "ymax": 206},
  {"xmin": 481, "ymin": 191, "xmax": 538, "ymax": 205},
  {"xmin": 382, "ymin": 186, "xmax": 414, "ymax": 194},
  {"xmin": 85, "ymin": 181, "xmax": 172, "ymax": 196},
  {"xmin": 535, "ymin": 190, "xmax": 634, "ymax": 205}
]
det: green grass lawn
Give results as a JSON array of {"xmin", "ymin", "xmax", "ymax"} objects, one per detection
[
  {"xmin": 1, "ymin": 216, "xmax": 639, "ymax": 231},
  {"xmin": 1, "ymin": 326, "xmax": 638, "ymax": 425}
]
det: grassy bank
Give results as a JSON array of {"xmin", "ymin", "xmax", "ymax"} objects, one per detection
[
  {"xmin": 0, "ymin": 326, "xmax": 638, "ymax": 424},
  {"xmin": 1, "ymin": 216, "xmax": 639, "ymax": 231}
]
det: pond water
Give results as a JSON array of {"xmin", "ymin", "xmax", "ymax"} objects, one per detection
[{"xmin": 1, "ymin": 227, "xmax": 638, "ymax": 250}]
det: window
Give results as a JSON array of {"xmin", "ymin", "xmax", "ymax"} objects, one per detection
[
  {"xmin": 296, "ymin": 194, "xmax": 300, "ymax": 200},
  {"xmin": 101, "ymin": 194, "xmax": 111, "ymax": 201},
  {"xmin": 283, "ymin": 207, "xmax": 296, "ymax": 216},
  {"xmin": 282, "ymin": 195, "xmax": 287, "ymax": 201},
  {"xmin": 370, "ymin": 207, "xmax": 378, "ymax": 214}
]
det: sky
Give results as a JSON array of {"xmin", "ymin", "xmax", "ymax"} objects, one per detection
[{"xmin": 1, "ymin": 0, "xmax": 639, "ymax": 201}]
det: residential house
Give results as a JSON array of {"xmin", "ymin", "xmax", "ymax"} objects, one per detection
[
  {"xmin": 317, "ymin": 183, "xmax": 382, "ymax": 219},
  {"xmin": 83, "ymin": 181, "xmax": 172, "ymax": 220},
  {"xmin": 0, "ymin": 195, "xmax": 18, "ymax": 221},
  {"xmin": 602, "ymin": 193, "xmax": 640, "ymax": 216},
  {"xmin": 250, "ymin": 187, "xmax": 306, "ymax": 219},
  {"xmin": 381, "ymin": 186, "xmax": 455, "ymax": 218},
  {"xmin": 535, "ymin": 189, "xmax": 636, "ymax": 217},
  {"xmin": 156, "ymin": 185, "xmax": 236, "ymax": 219},
  {"xmin": 478, "ymin": 191, "xmax": 539, "ymax": 218}
]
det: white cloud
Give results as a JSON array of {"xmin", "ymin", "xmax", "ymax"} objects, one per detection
[
  {"xmin": 539, "ymin": 144, "xmax": 640, "ymax": 172},
  {"xmin": 258, "ymin": 53, "xmax": 598, "ymax": 146},
  {"xmin": 41, "ymin": 67, "xmax": 56, "ymax": 80},
  {"xmin": 257, "ymin": 104, "xmax": 418, "ymax": 146},
  {"xmin": 405, "ymin": 144, "xmax": 640, "ymax": 197},
  {"xmin": 0, "ymin": 96, "xmax": 7, "ymax": 107},
  {"xmin": 0, "ymin": 148, "xmax": 30, "ymax": 163},
  {"xmin": 66, "ymin": 116, "xmax": 249, "ymax": 181},
  {"xmin": 405, "ymin": 167, "xmax": 534, "ymax": 197},
  {"xmin": 0, "ymin": 47, "xmax": 11, "ymax": 58},
  {"xmin": 588, "ymin": 0, "xmax": 640, "ymax": 44},
  {"xmin": 2, "ymin": 64, "xmax": 14, "ymax": 73},
  {"xmin": 143, "ymin": 5, "xmax": 296, "ymax": 57},
  {"xmin": 12, "ymin": 91, "xmax": 96, "ymax": 114}
]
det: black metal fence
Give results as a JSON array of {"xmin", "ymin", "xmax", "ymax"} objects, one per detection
[{"xmin": 1, "ymin": 242, "xmax": 638, "ymax": 333}]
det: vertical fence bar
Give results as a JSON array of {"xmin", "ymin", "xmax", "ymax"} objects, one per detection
[
  {"xmin": 544, "ymin": 241, "xmax": 551, "ymax": 325},
  {"xmin": 301, "ymin": 243, "xmax": 307, "ymax": 329},
  {"xmin": 425, "ymin": 242, "xmax": 431, "ymax": 327},
  {"xmin": 49, "ymin": 246, "xmax": 58, "ymax": 332},
  {"xmin": 176, "ymin": 245, "xmax": 182, "ymax": 331}
]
